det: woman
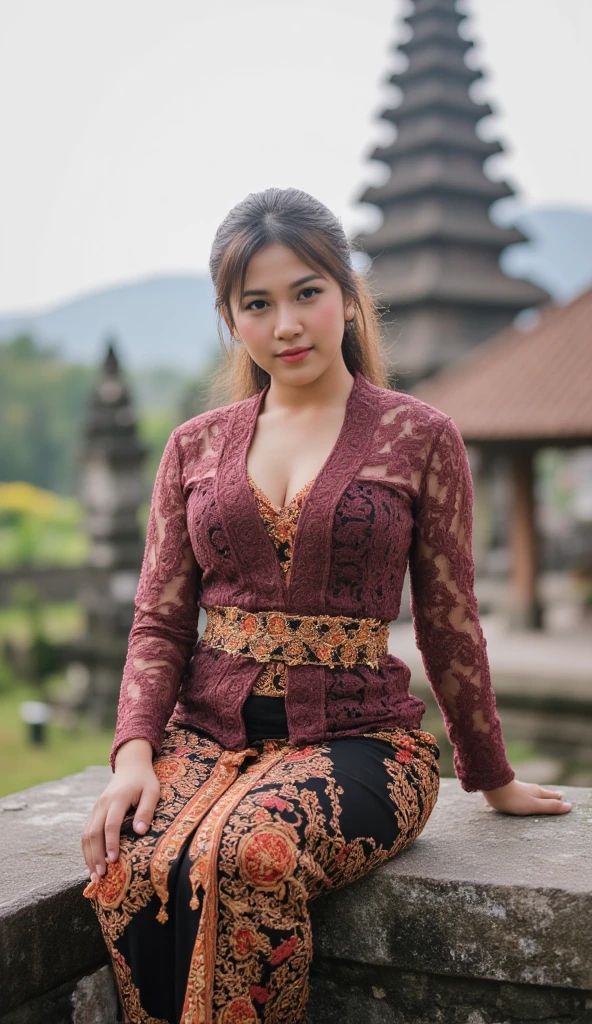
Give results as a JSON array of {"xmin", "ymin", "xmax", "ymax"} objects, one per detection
[{"xmin": 82, "ymin": 187, "xmax": 572, "ymax": 1024}]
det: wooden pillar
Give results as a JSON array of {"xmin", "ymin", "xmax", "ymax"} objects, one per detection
[{"xmin": 508, "ymin": 446, "xmax": 544, "ymax": 629}]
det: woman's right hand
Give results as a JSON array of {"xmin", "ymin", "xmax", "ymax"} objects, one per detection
[{"xmin": 81, "ymin": 738, "xmax": 162, "ymax": 883}]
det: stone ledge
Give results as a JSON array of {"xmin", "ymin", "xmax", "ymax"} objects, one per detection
[
  {"xmin": 0, "ymin": 768, "xmax": 113, "ymax": 1019},
  {"xmin": 1, "ymin": 769, "xmax": 591, "ymax": 1020},
  {"xmin": 310, "ymin": 778, "xmax": 592, "ymax": 990}
]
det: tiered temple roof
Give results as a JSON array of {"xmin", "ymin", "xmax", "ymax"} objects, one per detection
[
  {"xmin": 353, "ymin": 0, "xmax": 549, "ymax": 385},
  {"xmin": 413, "ymin": 288, "xmax": 592, "ymax": 444}
]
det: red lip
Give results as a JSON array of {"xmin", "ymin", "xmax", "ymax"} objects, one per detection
[{"xmin": 277, "ymin": 346, "xmax": 312, "ymax": 356}]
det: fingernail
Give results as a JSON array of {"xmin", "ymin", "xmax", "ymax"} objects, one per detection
[
  {"xmin": 107, "ymin": 851, "xmax": 117, "ymax": 862},
  {"xmin": 91, "ymin": 872, "xmax": 98, "ymax": 883},
  {"xmin": 562, "ymin": 802, "xmax": 572, "ymax": 808},
  {"xmin": 135, "ymin": 820, "xmax": 147, "ymax": 832},
  {"xmin": 96, "ymin": 864, "xmax": 105, "ymax": 876}
]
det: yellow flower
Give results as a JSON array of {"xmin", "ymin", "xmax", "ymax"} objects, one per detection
[{"xmin": 0, "ymin": 482, "xmax": 73, "ymax": 519}]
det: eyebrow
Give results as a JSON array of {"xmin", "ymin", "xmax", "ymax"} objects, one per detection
[{"xmin": 241, "ymin": 273, "xmax": 326, "ymax": 298}]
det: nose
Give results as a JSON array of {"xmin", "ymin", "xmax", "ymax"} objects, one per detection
[{"xmin": 274, "ymin": 303, "xmax": 304, "ymax": 341}]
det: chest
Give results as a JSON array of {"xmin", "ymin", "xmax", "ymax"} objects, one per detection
[
  {"xmin": 245, "ymin": 405, "xmax": 349, "ymax": 509},
  {"xmin": 181, "ymin": 375, "xmax": 419, "ymax": 611},
  {"xmin": 186, "ymin": 470, "xmax": 414, "ymax": 611}
]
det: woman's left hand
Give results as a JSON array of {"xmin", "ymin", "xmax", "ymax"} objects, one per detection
[{"xmin": 482, "ymin": 779, "xmax": 573, "ymax": 815}]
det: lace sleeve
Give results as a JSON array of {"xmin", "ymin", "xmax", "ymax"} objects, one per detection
[
  {"xmin": 408, "ymin": 416, "xmax": 515, "ymax": 792},
  {"xmin": 109, "ymin": 428, "xmax": 202, "ymax": 770}
]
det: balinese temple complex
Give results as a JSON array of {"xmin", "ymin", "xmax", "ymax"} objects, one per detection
[{"xmin": 354, "ymin": 0, "xmax": 549, "ymax": 388}]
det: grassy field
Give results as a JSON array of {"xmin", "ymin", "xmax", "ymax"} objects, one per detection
[
  {"xmin": 0, "ymin": 683, "xmax": 113, "ymax": 796},
  {"xmin": 0, "ymin": 599, "xmax": 85, "ymax": 645},
  {"xmin": 0, "ymin": 601, "xmax": 112, "ymax": 796}
]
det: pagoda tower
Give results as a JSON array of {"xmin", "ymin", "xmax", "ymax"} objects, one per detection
[
  {"xmin": 75, "ymin": 339, "xmax": 149, "ymax": 727},
  {"xmin": 354, "ymin": 0, "xmax": 549, "ymax": 387}
]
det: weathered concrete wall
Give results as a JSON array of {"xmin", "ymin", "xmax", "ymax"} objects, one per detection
[
  {"xmin": 1, "ymin": 967, "xmax": 118, "ymax": 1024},
  {"xmin": 307, "ymin": 961, "xmax": 592, "ymax": 1023},
  {"xmin": 1, "ymin": 770, "xmax": 591, "ymax": 1023}
]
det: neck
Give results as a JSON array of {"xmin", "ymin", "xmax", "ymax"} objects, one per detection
[{"xmin": 263, "ymin": 355, "xmax": 355, "ymax": 415}]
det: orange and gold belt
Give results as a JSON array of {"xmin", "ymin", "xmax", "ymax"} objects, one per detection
[{"xmin": 201, "ymin": 604, "xmax": 390, "ymax": 671}]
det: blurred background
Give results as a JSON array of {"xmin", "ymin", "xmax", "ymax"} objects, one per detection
[{"xmin": 1, "ymin": 0, "xmax": 591, "ymax": 796}]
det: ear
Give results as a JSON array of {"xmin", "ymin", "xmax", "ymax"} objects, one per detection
[
  {"xmin": 344, "ymin": 297, "xmax": 356, "ymax": 322},
  {"xmin": 220, "ymin": 305, "xmax": 239, "ymax": 341}
]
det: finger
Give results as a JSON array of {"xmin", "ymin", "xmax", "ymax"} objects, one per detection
[
  {"xmin": 537, "ymin": 787, "xmax": 563, "ymax": 799},
  {"xmin": 88, "ymin": 799, "xmax": 109, "ymax": 876},
  {"xmin": 133, "ymin": 781, "xmax": 161, "ymax": 834},
  {"xmin": 82, "ymin": 807, "xmax": 103, "ymax": 878},
  {"xmin": 104, "ymin": 800, "xmax": 130, "ymax": 863},
  {"xmin": 81, "ymin": 817, "xmax": 96, "ymax": 876},
  {"xmin": 532, "ymin": 797, "xmax": 572, "ymax": 815}
]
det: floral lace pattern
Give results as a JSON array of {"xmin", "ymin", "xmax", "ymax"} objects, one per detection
[{"xmin": 201, "ymin": 604, "xmax": 390, "ymax": 669}]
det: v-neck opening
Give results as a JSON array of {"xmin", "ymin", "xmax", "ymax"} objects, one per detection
[
  {"xmin": 244, "ymin": 370, "xmax": 359, "ymax": 519},
  {"xmin": 247, "ymin": 473, "xmax": 316, "ymax": 514},
  {"xmin": 223, "ymin": 369, "xmax": 369, "ymax": 608}
]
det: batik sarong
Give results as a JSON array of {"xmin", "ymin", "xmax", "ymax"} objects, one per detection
[{"xmin": 83, "ymin": 717, "xmax": 440, "ymax": 1023}]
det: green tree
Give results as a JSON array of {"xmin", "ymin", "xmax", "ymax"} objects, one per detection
[{"xmin": 0, "ymin": 334, "xmax": 93, "ymax": 494}]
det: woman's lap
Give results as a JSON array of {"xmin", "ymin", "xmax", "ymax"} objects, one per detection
[
  {"xmin": 84, "ymin": 723, "xmax": 439, "ymax": 1023},
  {"xmin": 206, "ymin": 728, "xmax": 439, "ymax": 1020}
]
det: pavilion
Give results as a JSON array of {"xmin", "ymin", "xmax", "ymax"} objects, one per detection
[{"xmin": 413, "ymin": 287, "xmax": 592, "ymax": 629}]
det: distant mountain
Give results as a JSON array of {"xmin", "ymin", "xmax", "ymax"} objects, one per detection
[
  {"xmin": 499, "ymin": 206, "xmax": 592, "ymax": 303},
  {"xmin": 0, "ymin": 274, "xmax": 221, "ymax": 372},
  {"xmin": 1, "ymin": 207, "xmax": 591, "ymax": 372}
]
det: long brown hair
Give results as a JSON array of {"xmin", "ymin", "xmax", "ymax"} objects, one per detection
[{"xmin": 208, "ymin": 187, "xmax": 391, "ymax": 405}]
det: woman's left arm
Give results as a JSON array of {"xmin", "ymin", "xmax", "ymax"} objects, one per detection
[{"xmin": 408, "ymin": 415, "xmax": 572, "ymax": 816}]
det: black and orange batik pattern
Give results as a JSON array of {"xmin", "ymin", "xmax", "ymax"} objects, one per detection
[
  {"xmin": 83, "ymin": 721, "xmax": 439, "ymax": 1024},
  {"xmin": 83, "ymin": 476, "xmax": 440, "ymax": 1024}
]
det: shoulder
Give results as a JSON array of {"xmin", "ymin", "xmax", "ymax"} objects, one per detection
[
  {"xmin": 175, "ymin": 394, "xmax": 253, "ymax": 437},
  {"xmin": 362, "ymin": 378, "xmax": 453, "ymax": 441},
  {"xmin": 358, "ymin": 378, "xmax": 470, "ymax": 492},
  {"xmin": 169, "ymin": 393, "xmax": 260, "ymax": 465}
]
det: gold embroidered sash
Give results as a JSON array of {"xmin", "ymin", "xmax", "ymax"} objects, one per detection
[{"xmin": 201, "ymin": 604, "xmax": 389, "ymax": 670}]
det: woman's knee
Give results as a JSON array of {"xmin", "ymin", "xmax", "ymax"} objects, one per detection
[{"xmin": 217, "ymin": 798, "xmax": 302, "ymax": 895}]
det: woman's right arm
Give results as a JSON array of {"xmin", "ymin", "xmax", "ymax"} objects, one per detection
[{"xmin": 82, "ymin": 427, "xmax": 202, "ymax": 882}]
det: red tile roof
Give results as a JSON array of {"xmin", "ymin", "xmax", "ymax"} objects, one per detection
[{"xmin": 412, "ymin": 287, "xmax": 592, "ymax": 442}]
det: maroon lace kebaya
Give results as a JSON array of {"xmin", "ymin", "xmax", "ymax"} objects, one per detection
[{"xmin": 110, "ymin": 369, "xmax": 515, "ymax": 793}]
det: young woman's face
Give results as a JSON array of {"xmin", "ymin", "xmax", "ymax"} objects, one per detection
[{"xmin": 225, "ymin": 243, "xmax": 355, "ymax": 383}]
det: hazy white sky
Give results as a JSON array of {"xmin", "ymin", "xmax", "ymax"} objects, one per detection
[{"xmin": 1, "ymin": 0, "xmax": 591, "ymax": 314}]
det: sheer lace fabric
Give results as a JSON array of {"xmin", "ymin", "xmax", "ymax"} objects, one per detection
[
  {"xmin": 407, "ymin": 416, "xmax": 510, "ymax": 786},
  {"xmin": 113, "ymin": 431, "xmax": 202, "ymax": 753}
]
